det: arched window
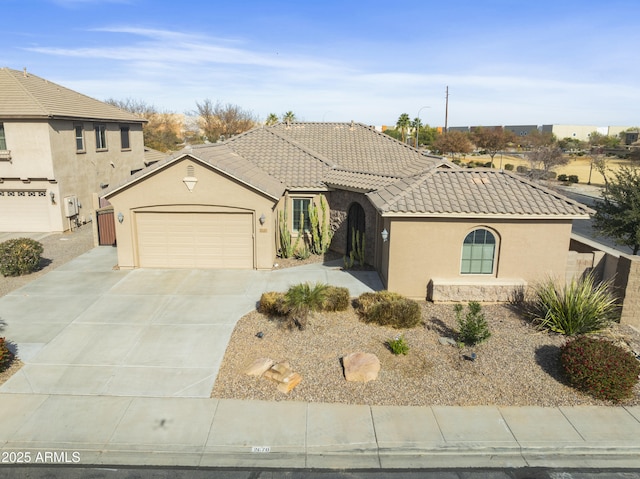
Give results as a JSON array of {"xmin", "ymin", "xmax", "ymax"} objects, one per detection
[{"xmin": 461, "ymin": 228, "xmax": 496, "ymax": 274}]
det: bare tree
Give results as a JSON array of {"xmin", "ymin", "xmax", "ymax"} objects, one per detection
[
  {"xmin": 105, "ymin": 98, "xmax": 182, "ymax": 152},
  {"xmin": 195, "ymin": 99, "xmax": 258, "ymax": 142},
  {"xmin": 527, "ymin": 146, "xmax": 569, "ymax": 179}
]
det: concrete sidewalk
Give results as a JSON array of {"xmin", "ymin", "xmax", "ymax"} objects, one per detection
[{"xmin": 0, "ymin": 395, "xmax": 639, "ymax": 468}]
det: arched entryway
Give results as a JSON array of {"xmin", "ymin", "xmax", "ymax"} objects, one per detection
[{"xmin": 346, "ymin": 202, "xmax": 366, "ymax": 256}]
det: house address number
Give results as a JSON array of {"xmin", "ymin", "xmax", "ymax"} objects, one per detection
[{"xmin": 251, "ymin": 446, "xmax": 271, "ymax": 453}]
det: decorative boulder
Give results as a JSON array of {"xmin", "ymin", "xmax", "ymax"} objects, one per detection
[
  {"xmin": 343, "ymin": 352, "xmax": 380, "ymax": 382},
  {"xmin": 263, "ymin": 361, "xmax": 302, "ymax": 394},
  {"xmin": 244, "ymin": 358, "xmax": 275, "ymax": 377}
]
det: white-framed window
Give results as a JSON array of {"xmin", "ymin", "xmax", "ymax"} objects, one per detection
[
  {"xmin": 94, "ymin": 124, "xmax": 107, "ymax": 150},
  {"xmin": 292, "ymin": 198, "xmax": 311, "ymax": 232},
  {"xmin": 461, "ymin": 228, "xmax": 497, "ymax": 275},
  {"xmin": 120, "ymin": 125, "xmax": 130, "ymax": 150},
  {"xmin": 0, "ymin": 122, "xmax": 7, "ymax": 150},
  {"xmin": 74, "ymin": 124, "xmax": 85, "ymax": 152}
]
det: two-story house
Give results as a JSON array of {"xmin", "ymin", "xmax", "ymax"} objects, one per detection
[{"xmin": 0, "ymin": 67, "xmax": 147, "ymax": 232}]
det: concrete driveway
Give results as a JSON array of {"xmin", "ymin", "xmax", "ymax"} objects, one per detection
[{"xmin": 0, "ymin": 247, "xmax": 383, "ymax": 398}]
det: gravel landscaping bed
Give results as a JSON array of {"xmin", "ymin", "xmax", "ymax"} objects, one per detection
[{"xmin": 211, "ymin": 302, "xmax": 640, "ymax": 407}]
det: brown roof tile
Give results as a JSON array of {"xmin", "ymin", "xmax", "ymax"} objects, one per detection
[
  {"xmin": 0, "ymin": 67, "xmax": 145, "ymax": 122},
  {"xmin": 367, "ymin": 169, "xmax": 593, "ymax": 218}
]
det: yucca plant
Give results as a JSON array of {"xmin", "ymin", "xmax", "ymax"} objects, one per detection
[
  {"xmin": 281, "ymin": 282, "xmax": 329, "ymax": 330},
  {"xmin": 529, "ymin": 274, "xmax": 618, "ymax": 335}
]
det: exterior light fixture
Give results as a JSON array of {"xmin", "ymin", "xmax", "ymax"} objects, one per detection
[
  {"xmin": 49, "ymin": 191, "xmax": 55, "ymax": 204},
  {"xmin": 381, "ymin": 228, "xmax": 389, "ymax": 242},
  {"xmin": 259, "ymin": 213, "xmax": 266, "ymax": 225},
  {"xmin": 117, "ymin": 212, "xmax": 124, "ymax": 224}
]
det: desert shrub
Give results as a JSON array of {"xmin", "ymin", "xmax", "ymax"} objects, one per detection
[
  {"xmin": 558, "ymin": 173, "xmax": 568, "ymax": 182},
  {"xmin": 516, "ymin": 165, "xmax": 529, "ymax": 174},
  {"xmin": 483, "ymin": 161, "xmax": 494, "ymax": 168},
  {"xmin": 355, "ymin": 291, "xmax": 404, "ymax": 316},
  {"xmin": 322, "ymin": 286, "xmax": 350, "ymax": 312},
  {"xmin": 356, "ymin": 291, "xmax": 421, "ymax": 329},
  {"xmin": 0, "ymin": 238, "xmax": 44, "ymax": 277},
  {"xmin": 257, "ymin": 291, "xmax": 287, "ymax": 316},
  {"xmin": 0, "ymin": 338, "xmax": 14, "ymax": 372},
  {"xmin": 454, "ymin": 301, "xmax": 491, "ymax": 346},
  {"xmin": 568, "ymin": 174, "xmax": 579, "ymax": 183},
  {"xmin": 560, "ymin": 336, "xmax": 640, "ymax": 402},
  {"xmin": 529, "ymin": 274, "xmax": 617, "ymax": 335},
  {"xmin": 545, "ymin": 171, "xmax": 557, "ymax": 180},
  {"xmin": 504, "ymin": 163, "xmax": 514, "ymax": 171},
  {"xmin": 279, "ymin": 282, "xmax": 329, "ymax": 330},
  {"xmin": 387, "ymin": 335, "xmax": 410, "ymax": 355}
]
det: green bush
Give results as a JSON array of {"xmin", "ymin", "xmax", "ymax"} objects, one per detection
[
  {"xmin": 529, "ymin": 274, "xmax": 618, "ymax": 335},
  {"xmin": 568, "ymin": 174, "xmax": 579, "ymax": 183},
  {"xmin": 387, "ymin": 335, "xmax": 410, "ymax": 355},
  {"xmin": 0, "ymin": 238, "xmax": 44, "ymax": 277},
  {"xmin": 560, "ymin": 336, "xmax": 640, "ymax": 402},
  {"xmin": 516, "ymin": 165, "xmax": 529, "ymax": 174},
  {"xmin": 558, "ymin": 173, "xmax": 568, "ymax": 182},
  {"xmin": 454, "ymin": 301, "xmax": 491, "ymax": 346},
  {"xmin": 0, "ymin": 338, "xmax": 14, "ymax": 372},
  {"xmin": 322, "ymin": 286, "xmax": 350, "ymax": 312},
  {"xmin": 356, "ymin": 291, "xmax": 421, "ymax": 329},
  {"xmin": 504, "ymin": 163, "xmax": 514, "ymax": 171}
]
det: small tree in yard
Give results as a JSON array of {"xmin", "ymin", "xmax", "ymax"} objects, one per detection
[
  {"xmin": 472, "ymin": 127, "xmax": 515, "ymax": 167},
  {"xmin": 593, "ymin": 165, "xmax": 640, "ymax": 254},
  {"xmin": 527, "ymin": 146, "xmax": 569, "ymax": 180}
]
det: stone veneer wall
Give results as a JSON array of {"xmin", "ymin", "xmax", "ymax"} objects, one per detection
[
  {"xmin": 326, "ymin": 190, "xmax": 377, "ymax": 265},
  {"xmin": 428, "ymin": 279, "xmax": 527, "ymax": 302},
  {"xmin": 615, "ymin": 255, "xmax": 640, "ymax": 329}
]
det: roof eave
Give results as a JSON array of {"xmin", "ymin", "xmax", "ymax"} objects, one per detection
[{"xmin": 379, "ymin": 212, "xmax": 592, "ymax": 220}]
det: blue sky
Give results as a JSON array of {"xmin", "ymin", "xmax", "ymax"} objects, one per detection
[{"xmin": 3, "ymin": 0, "xmax": 639, "ymax": 128}]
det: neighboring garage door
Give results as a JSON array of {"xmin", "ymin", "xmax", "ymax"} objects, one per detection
[
  {"xmin": 136, "ymin": 212, "xmax": 254, "ymax": 269},
  {"xmin": 0, "ymin": 190, "xmax": 51, "ymax": 232}
]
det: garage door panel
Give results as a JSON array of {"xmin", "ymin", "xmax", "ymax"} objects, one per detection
[
  {"xmin": 136, "ymin": 212, "xmax": 254, "ymax": 269},
  {"xmin": 0, "ymin": 191, "xmax": 51, "ymax": 232}
]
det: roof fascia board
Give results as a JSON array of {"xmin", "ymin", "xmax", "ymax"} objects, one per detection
[{"xmin": 380, "ymin": 212, "xmax": 591, "ymax": 220}]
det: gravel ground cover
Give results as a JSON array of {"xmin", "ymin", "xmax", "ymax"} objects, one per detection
[{"xmin": 211, "ymin": 302, "xmax": 640, "ymax": 407}]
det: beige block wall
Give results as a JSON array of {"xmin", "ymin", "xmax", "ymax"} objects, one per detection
[
  {"xmin": 107, "ymin": 157, "xmax": 277, "ymax": 270},
  {"xmin": 384, "ymin": 217, "xmax": 573, "ymax": 299},
  {"xmin": 1, "ymin": 121, "xmax": 54, "ymax": 178},
  {"xmin": 615, "ymin": 255, "xmax": 640, "ymax": 329}
]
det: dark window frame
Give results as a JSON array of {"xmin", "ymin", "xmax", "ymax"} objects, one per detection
[{"xmin": 120, "ymin": 125, "xmax": 130, "ymax": 150}]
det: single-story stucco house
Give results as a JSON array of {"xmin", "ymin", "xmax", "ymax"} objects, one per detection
[{"xmin": 103, "ymin": 122, "xmax": 592, "ymax": 301}]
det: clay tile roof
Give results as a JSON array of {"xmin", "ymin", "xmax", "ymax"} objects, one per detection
[
  {"xmin": 225, "ymin": 127, "xmax": 332, "ymax": 189},
  {"xmin": 324, "ymin": 169, "xmax": 399, "ymax": 191},
  {"xmin": 0, "ymin": 67, "xmax": 145, "ymax": 122},
  {"xmin": 367, "ymin": 168, "xmax": 593, "ymax": 218},
  {"xmin": 270, "ymin": 122, "xmax": 443, "ymax": 177},
  {"xmin": 104, "ymin": 143, "xmax": 286, "ymax": 201}
]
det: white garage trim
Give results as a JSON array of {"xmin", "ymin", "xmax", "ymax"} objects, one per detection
[
  {"xmin": 135, "ymin": 211, "xmax": 254, "ymax": 269},
  {"xmin": 0, "ymin": 190, "xmax": 51, "ymax": 232}
]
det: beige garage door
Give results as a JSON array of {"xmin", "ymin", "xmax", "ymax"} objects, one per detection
[
  {"xmin": 0, "ymin": 190, "xmax": 51, "ymax": 232},
  {"xmin": 136, "ymin": 212, "xmax": 254, "ymax": 269}
]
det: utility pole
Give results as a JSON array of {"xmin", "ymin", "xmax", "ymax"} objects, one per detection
[{"xmin": 444, "ymin": 86, "xmax": 449, "ymax": 134}]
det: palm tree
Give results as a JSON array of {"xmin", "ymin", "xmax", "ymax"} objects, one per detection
[
  {"xmin": 396, "ymin": 113, "xmax": 410, "ymax": 143},
  {"xmin": 265, "ymin": 113, "xmax": 279, "ymax": 126},
  {"xmin": 282, "ymin": 111, "xmax": 296, "ymax": 125},
  {"xmin": 411, "ymin": 117, "xmax": 423, "ymax": 147}
]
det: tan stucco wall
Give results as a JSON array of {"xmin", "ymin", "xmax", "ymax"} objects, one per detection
[
  {"xmin": 383, "ymin": 217, "xmax": 573, "ymax": 299},
  {"xmin": 107, "ymin": 156, "xmax": 277, "ymax": 270},
  {"xmin": 0, "ymin": 119, "xmax": 145, "ymax": 232},
  {"xmin": 49, "ymin": 120, "xmax": 146, "ymax": 227}
]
